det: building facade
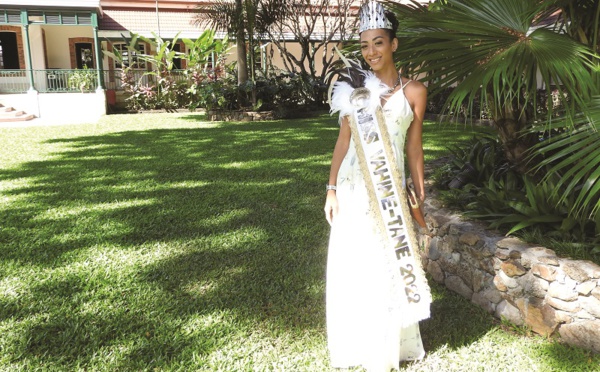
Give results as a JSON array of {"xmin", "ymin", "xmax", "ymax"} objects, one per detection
[{"xmin": 0, "ymin": 0, "xmax": 430, "ymax": 123}]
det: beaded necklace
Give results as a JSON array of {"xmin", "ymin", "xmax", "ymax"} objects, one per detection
[{"xmin": 386, "ymin": 74, "xmax": 401, "ymax": 94}]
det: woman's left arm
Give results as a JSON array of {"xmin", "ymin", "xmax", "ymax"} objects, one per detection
[{"xmin": 405, "ymin": 81, "xmax": 428, "ymax": 204}]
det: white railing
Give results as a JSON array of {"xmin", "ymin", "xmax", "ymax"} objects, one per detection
[{"xmin": 0, "ymin": 69, "xmax": 190, "ymax": 93}]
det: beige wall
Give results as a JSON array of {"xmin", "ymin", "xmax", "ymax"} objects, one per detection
[
  {"xmin": 223, "ymin": 41, "xmax": 341, "ymax": 77},
  {"xmin": 40, "ymin": 26, "xmax": 93, "ymax": 69}
]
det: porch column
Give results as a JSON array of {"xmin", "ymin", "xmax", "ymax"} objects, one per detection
[
  {"xmin": 20, "ymin": 9, "xmax": 35, "ymax": 91},
  {"xmin": 91, "ymin": 12, "xmax": 104, "ymax": 90}
]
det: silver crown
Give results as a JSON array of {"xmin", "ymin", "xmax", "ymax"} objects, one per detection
[{"xmin": 359, "ymin": 1, "xmax": 393, "ymax": 34}]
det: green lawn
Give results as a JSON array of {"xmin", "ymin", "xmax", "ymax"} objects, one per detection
[{"xmin": 1, "ymin": 113, "xmax": 598, "ymax": 371}]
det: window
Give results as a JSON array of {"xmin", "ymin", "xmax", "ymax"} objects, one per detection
[
  {"xmin": 112, "ymin": 43, "xmax": 146, "ymax": 69},
  {"xmin": 172, "ymin": 43, "xmax": 182, "ymax": 70},
  {"xmin": 0, "ymin": 32, "xmax": 19, "ymax": 69}
]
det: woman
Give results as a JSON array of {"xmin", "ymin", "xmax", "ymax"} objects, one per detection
[{"xmin": 324, "ymin": 2, "xmax": 431, "ymax": 371}]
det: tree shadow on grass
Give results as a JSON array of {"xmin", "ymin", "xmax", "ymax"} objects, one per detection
[
  {"xmin": 0, "ymin": 116, "xmax": 531, "ymax": 369},
  {"xmin": 0, "ymin": 117, "xmax": 336, "ymax": 368},
  {"xmin": 419, "ymin": 279, "xmax": 496, "ymax": 351}
]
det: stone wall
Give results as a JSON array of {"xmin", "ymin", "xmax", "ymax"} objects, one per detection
[
  {"xmin": 206, "ymin": 110, "xmax": 276, "ymax": 122},
  {"xmin": 418, "ymin": 197, "xmax": 600, "ymax": 354}
]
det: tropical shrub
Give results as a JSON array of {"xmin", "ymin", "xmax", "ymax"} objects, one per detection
[
  {"xmin": 438, "ymin": 135, "xmax": 600, "ymax": 257},
  {"xmin": 68, "ymin": 67, "xmax": 97, "ymax": 92}
]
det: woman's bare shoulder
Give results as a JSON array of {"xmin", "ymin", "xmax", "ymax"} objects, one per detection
[{"xmin": 405, "ymin": 80, "xmax": 427, "ymax": 96}]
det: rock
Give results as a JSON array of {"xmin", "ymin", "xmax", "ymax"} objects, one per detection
[
  {"xmin": 576, "ymin": 281, "xmax": 596, "ymax": 296},
  {"xmin": 456, "ymin": 262, "xmax": 475, "ymax": 288},
  {"xmin": 501, "ymin": 260, "xmax": 527, "ymax": 277},
  {"xmin": 531, "ymin": 264, "xmax": 558, "ymax": 281},
  {"xmin": 481, "ymin": 241, "xmax": 496, "ymax": 258},
  {"xmin": 472, "ymin": 291, "xmax": 495, "ymax": 314},
  {"xmin": 459, "ymin": 232, "xmax": 480, "ymax": 246},
  {"xmin": 427, "ymin": 260, "xmax": 445, "ymax": 284},
  {"xmin": 481, "ymin": 287, "xmax": 503, "ymax": 304},
  {"xmin": 546, "ymin": 297, "xmax": 581, "ymax": 313},
  {"xmin": 520, "ymin": 272, "xmax": 548, "ymax": 299},
  {"xmin": 428, "ymin": 237, "xmax": 442, "ymax": 260},
  {"xmin": 558, "ymin": 320, "xmax": 600, "ymax": 353},
  {"xmin": 496, "ymin": 237, "xmax": 529, "ymax": 250},
  {"xmin": 538, "ymin": 255, "xmax": 559, "ymax": 266},
  {"xmin": 531, "ymin": 246, "xmax": 556, "ymax": 255},
  {"xmin": 494, "ymin": 274, "xmax": 508, "ymax": 292},
  {"xmin": 442, "ymin": 235, "xmax": 458, "ymax": 253},
  {"xmin": 438, "ymin": 253, "xmax": 461, "ymax": 276},
  {"xmin": 495, "ymin": 300, "xmax": 523, "ymax": 326},
  {"xmin": 498, "ymin": 270, "xmax": 520, "ymax": 289},
  {"xmin": 516, "ymin": 297, "xmax": 558, "ymax": 336},
  {"xmin": 477, "ymin": 258, "xmax": 496, "ymax": 276},
  {"xmin": 495, "ymin": 250, "xmax": 510, "ymax": 260},
  {"xmin": 574, "ymin": 310, "xmax": 596, "ymax": 320},
  {"xmin": 562, "ymin": 260, "xmax": 600, "ymax": 282},
  {"xmin": 554, "ymin": 310, "xmax": 573, "ymax": 324},
  {"xmin": 548, "ymin": 280, "xmax": 578, "ymax": 302},
  {"xmin": 445, "ymin": 275, "xmax": 474, "ymax": 299},
  {"xmin": 452, "ymin": 252, "xmax": 461, "ymax": 263},
  {"xmin": 579, "ymin": 295, "xmax": 600, "ymax": 318},
  {"xmin": 472, "ymin": 270, "xmax": 485, "ymax": 293},
  {"xmin": 592, "ymin": 286, "xmax": 600, "ymax": 301},
  {"xmin": 448, "ymin": 224, "xmax": 460, "ymax": 236},
  {"xmin": 509, "ymin": 250, "xmax": 522, "ymax": 259}
]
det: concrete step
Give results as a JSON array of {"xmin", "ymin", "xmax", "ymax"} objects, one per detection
[
  {"xmin": 0, "ymin": 102, "xmax": 35, "ymax": 122},
  {"xmin": 0, "ymin": 113, "xmax": 35, "ymax": 122},
  {"xmin": 0, "ymin": 110, "xmax": 24, "ymax": 118}
]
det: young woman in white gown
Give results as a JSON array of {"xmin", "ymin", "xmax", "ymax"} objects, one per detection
[{"xmin": 324, "ymin": 2, "xmax": 430, "ymax": 371}]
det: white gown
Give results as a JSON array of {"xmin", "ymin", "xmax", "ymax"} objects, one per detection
[{"xmin": 326, "ymin": 81, "xmax": 425, "ymax": 371}]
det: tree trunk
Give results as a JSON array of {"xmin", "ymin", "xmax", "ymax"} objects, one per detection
[
  {"xmin": 235, "ymin": 0, "xmax": 248, "ymax": 87},
  {"xmin": 236, "ymin": 33, "xmax": 249, "ymax": 86},
  {"xmin": 493, "ymin": 117, "xmax": 537, "ymax": 175}
]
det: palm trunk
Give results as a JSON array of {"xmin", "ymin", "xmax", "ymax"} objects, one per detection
[
  {"xmin": 235, "ymin": 0, "xmax": 248, "ymax": 87},
  {"xmin": 493, "ymin": 118, "xmax": 535, "ymax": 175},
  {"xmin": 488, "ymin": 92, "xmax": 537, "ymax": 175}
]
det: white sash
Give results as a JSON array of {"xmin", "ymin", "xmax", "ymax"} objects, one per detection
[{"xmin": 348, "ymin": 86, "xmax": 431, "ymax": 325}]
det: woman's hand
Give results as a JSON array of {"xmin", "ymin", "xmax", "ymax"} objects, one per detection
[{"xmin": 324, "ymin": 190, "xmax": 339, "ymax": 225}]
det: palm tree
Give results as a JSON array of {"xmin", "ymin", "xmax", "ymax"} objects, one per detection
[
  {"xmin": 387, "ymin": 0, "xmax": 600, "ymax": 217},
  {"xmin": 196, "ymin": 0, "xmax": 288, "ymax": 105},
  {"xmin": 196, "ymin": 0, "xmax": 249, "ymax": 86},
  {"xmin": 390, "ymin": 0, "xmax": 598, "ymax": 169}
]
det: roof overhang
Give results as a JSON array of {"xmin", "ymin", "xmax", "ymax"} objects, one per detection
[{"xmin": 0, "ymin": 0, "xmax": 101, "ymax": 12}]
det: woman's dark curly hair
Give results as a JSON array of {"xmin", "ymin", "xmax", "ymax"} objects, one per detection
[{"xmin": 383, "ymin": 10, "xmax": 399, "ymax": 41}]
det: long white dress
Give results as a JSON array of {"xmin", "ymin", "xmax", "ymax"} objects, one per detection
[{"xmin": 326, "ymin": 81, "xmax": 425, "ymax": 372}]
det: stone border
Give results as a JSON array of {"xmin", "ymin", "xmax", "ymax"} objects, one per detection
[
  {"xmin": 417, "ymin": 191, "xmax": 600, "ymax": 354},
  {"xmin": 206, "ymin": 110, "xmax": 276, "ymax": 122}
]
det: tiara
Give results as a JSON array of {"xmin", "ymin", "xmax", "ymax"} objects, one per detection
[{"xmin": 359, "ymin": 1, "xmax": 393, "ymax": 34}]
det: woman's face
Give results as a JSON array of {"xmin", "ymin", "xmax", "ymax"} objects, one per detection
[{"xmin": 360, "ymin": 28, "xmax": 397, "ymax": 72}]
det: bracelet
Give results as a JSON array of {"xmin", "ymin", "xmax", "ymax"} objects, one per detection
[{"xmin": 326, "ymin": 184, "xmax": 337, "ymax": 191}]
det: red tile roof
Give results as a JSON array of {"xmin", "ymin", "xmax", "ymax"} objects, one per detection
[{"xmin": 100, "ymin": 9, "xmax": 201, "ymax": 34}]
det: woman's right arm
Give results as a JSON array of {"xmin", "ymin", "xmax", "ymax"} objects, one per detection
[{"xmin": 324, "ymin": 116, "xmax": 352, "ymax": 225}]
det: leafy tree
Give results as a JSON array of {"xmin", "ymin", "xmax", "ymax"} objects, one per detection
[{"xmin": 264, "ymin": 0, "xmax": 357, "ymax": 105}]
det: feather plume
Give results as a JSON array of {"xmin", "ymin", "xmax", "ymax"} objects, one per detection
[{"xmin": 329, "ymin": 81, "xmax": 356, "ymax": 120}]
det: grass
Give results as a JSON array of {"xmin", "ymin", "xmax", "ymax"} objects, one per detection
[{"xmin": 1, "ymin": 113, "xmax": 599, "ymax": 371}]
